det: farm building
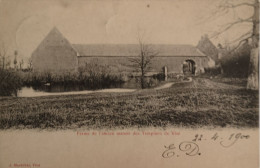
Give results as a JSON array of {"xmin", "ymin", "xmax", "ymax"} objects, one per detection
[
  {"xmin": 32, "ymin": 27, "xmax": 212, "ymax": 75},
  {"xmin": 197, "ymin": 34, "xmax": 218, "ymax": 67}
]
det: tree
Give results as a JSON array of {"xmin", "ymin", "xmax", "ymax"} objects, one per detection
[
  {"xmin": 220, "ymin": 41, "xmax": 251, "ymax": 77},
  {"xmin": 0, "ymin": 44, "xmax": 22, "ymax": 96},
  {"xmin": 19, "ymin": 59, "xmax": 24, "ymax": 70},
  {"xmin": 27, "ymin": 57, "xmax": 33, "ymax": 71},
  {"xmin": 128, "ymin": 32, "xmax": 158, "ymax": 89},
  {"xmin": 13, "ymin": 50, "xmax": 18, "ymax": 70},
  {"xmin": 0, "ymin": 43, "xmax": 9, "ymax": 70},
  {"xmin": 206, "ymin": 0, "xmax": 259, "ymax": 90}
]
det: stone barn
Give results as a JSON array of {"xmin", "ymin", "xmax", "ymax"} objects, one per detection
[
  {"xmin": 31, "ymin": 27, "xmax": 78, "ymax": 72},
  {"xmin": 197, "ymin": 34, "xmax": 218, "ymax": 67},
  {"xmin": 31, "ymin": 27, "xmax": 211, "ymax": 75}
]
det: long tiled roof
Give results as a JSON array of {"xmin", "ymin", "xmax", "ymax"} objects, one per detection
[{"xmin": 72, "ymin": 44, "xmax": 206, "ymax": 57}]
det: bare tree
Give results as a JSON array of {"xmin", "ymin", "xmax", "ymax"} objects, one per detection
[
  {"xmin": 128, "ymin": 32, "xmax": 158, "ymax": 89},
  {"xmin": 19, "ymin": 59, "xmax": 24, "ymax": 70},
  {"xmin": 205, "ymin": 0, "xmax": 259, "ymax": 90},
  {"xmin": 13, "ymin": 50, "xmax": 18, "ymax": 70},
  {"xmin": 28, "ymin": 57, "xmax": 33, "ymax": 71},
  {"xmin": 0, "ymin": 43, "xmax": 10, "ymax": 70}
]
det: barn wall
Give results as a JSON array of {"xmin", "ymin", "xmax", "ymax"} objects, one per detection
[
  {"xmin": 32, "ymin": 46, "xmax": 78, "ymax": 72},
  {"xmin": 31, "ymin": 28, "xmax": 209, "ymax": 74},
  {"xmin": 151, "ymin": 56, "xmax": 209, "ymax": 73},
  {"xmin": 32, "ymin": 29, "xmax": 78, "ymax": 72},
  {"xmin": 77, "ymin": 57, "xmax": 132, "ymax": 73},
  {"xmin": 77, "ymin": 56, "xmax": 209, "ymax": 74}
]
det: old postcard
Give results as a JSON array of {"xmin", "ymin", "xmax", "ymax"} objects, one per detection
[{"xmin": 0, "ymin": 0, "xmax": 259, "ymax": 167}]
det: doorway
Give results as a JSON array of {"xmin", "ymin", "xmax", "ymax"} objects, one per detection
[{"xmin": 183, "ymin": 60, "xmax": 196, "ymax": 75}]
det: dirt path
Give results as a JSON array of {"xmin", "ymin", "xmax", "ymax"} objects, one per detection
[
  {"xmin": 154, "ymin": 82, "xmax": 175, "ymax": 90},
  {"xmin": 192, "ymin": 78, "xmax": 244, "ymax": 89},
  {"xmin": 154, "ymin": 77, "xmax": 193, "ymax": 90}
]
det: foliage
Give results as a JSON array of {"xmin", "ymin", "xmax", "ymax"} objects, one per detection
[
  {"xmin": 19, "ymin": 62, "xmax": 125, "ymax": 89},
  {"xmin": 0, "ymin": 69, "xmax": 22, "ymax": 96},
  {"xmin": 0, "ymin": 43, "xmax": 11, "ymax": 69},
  {"xmin": 204, "ymin": 67, "xmax": 222, "ymax": 76},
  {"xmin": 220, "ymin": 44, "xmax": 251, "ymax": 77},
  {"xmin": 133, "ymin": 76, "xmax": 160, "ymax": 89},
  {"xmin": 203, "ymin": 0, "xmax": 259, "ymax": 89},
  {"xmin": 78, "ymin": 62, "xmax": 124, "ymax": 89}
]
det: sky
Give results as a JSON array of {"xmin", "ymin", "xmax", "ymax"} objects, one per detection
[{"xmin": 0, "ymin": 0, "xmax": 254, "ymax": 64}]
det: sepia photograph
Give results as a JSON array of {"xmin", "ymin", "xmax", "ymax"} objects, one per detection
[{"xmin": 0, "ymin": 0, "xmax": 259, "ymax": 167}]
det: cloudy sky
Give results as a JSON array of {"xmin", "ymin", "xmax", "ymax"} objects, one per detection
[{"xmin": 0, "ymin": 0, "xmax": 253, "ymax": 63}]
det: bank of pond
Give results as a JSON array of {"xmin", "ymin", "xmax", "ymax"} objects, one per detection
[{"xmin": 0, "ymin": 70, "xmax": 171, "ymax": 97}]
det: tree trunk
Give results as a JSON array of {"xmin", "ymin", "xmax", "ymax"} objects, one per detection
[
  {"xmin": 141, "ymin": 76, "xmax": 144, "ymax": 89},
  {"xmin": 141, "ymin": 67, "xmax": 145, "ymax": 89},
  {"xmin": 2, "ymin": 57, "xmax": 5, "ymax": 70},
  {"xmin": 247, "ymin": 48, "xmax": 259, "ymax": 90},
  {"xmin": 247, "ymin": 0, "xmax": 259, "ymax": 90}
]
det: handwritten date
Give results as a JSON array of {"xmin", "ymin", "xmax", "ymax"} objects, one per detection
[{"xmin": 193, "ymin": 132, "xmax": 250, "ymax": 148}]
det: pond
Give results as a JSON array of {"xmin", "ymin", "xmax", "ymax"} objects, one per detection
[{"xmin": 17, "ymin": 77, "xmax": 165, "ymax": 97}]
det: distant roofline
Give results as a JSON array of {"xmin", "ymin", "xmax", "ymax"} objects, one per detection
[
  {"xmin": 72, "ymin": 43, "xmax": 198, "ymax": 46},
  {"xmin": 32, "ymin": 27, "xmax": 206, "ymax": 57},
  {"xmin": 77, "ymin": 55, "xmax": 207, "ymax": 57},
  {"xmin": 72, "ymin": 43, "xmax": 206, "ymax": 57}
]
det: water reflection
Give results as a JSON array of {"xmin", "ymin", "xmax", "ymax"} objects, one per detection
[
  {"xmin": 18, "ymin": 87, "xmax": 136, "ymax": 97},
  {"xmin": 17, "ymin": 77, "xmax": 164, "ymax": 97},
  {"xmin": 30, "ymin": 77, "xmax": 141, "ymax": 93}
]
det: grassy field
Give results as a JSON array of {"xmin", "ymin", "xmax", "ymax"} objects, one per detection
[{"xmin": 0, "ymin": 77, "xmax": 258, "ymax": 129}]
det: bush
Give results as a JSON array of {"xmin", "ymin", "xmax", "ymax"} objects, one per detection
[
  {"xmin": 19, "ymin": 63, "xmax": 125, "ymax": 89},
  {"xmin": 204, "ymin": 66, "xmax": 222, "ymax": 76},
  {"xmin": 0, "ymin": 69, "xmax": 22, "ymax": 96},
  {"xmin": 152, "ymin": 73, "xmax": 165, "ymax": 80},
  {"xmin": 135, "ymin": 77, "xmax": 160, "ymax": 89},
  {"xmin": 220, "ymin": 44, "xmax": 251, "ymax": 78}
]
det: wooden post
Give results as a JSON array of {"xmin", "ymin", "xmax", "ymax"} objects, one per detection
[{"xmin": 164, "ymin": 66, "xmax": 167, "ymax": 81}]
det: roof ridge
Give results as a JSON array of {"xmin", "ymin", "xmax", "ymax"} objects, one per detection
[
  {"xmin": 72, "ymin": 43, "xmax": 206, "ymax": 57},
  {"xmin": 32, "ymin": 27, "xmax": 78, "ymax": 57},
  {"xmin": 72, "ymin": 43, "xmax": 196, "ymax": 46}
]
